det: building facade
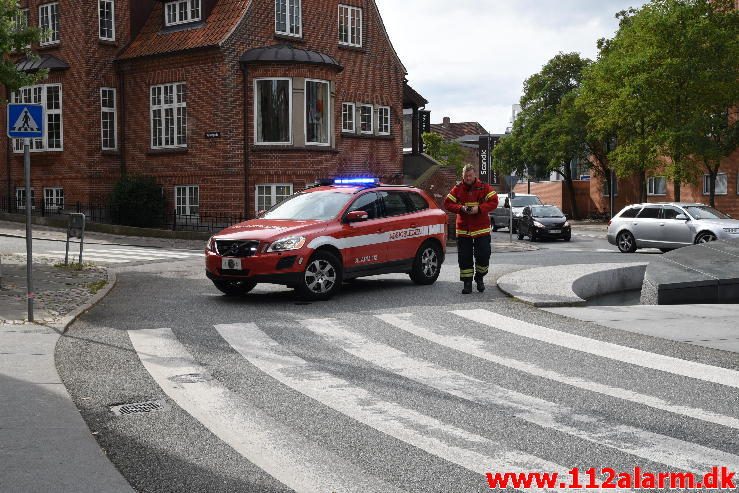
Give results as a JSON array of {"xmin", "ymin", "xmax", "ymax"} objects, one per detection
[{"xmin": 1, "ymin": 0, "xmax": 408, "ymax": 220}]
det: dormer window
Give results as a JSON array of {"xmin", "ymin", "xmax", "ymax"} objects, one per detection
[{"xmin": 165, "ymin": 0, "xmax": 201, "ymax": 27}]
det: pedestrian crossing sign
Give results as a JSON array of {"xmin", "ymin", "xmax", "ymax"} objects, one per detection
[{"xmin": 7, "ymin": 104, "xmax": 44, "ymax": 139}]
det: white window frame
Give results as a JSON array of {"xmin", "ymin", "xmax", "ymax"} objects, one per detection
[
  {"xmin": 39, "ymin": 3, "xmax": 59, "ymax": 46},
  {"xmin": 44, "ymin": 187, "xmax": 64, "ymax": 211},
  {"xmin": 338, "ymin": 4, "xmax": 362, "ymax": 47},
  {"xmin": 254, "ymin": 78, "xmax": 293, "ymax": 146},
  {"xmin": 647, "ymin": 176, "xmax": 666, "ymax": 196},
  {"xmin": 101, "ymin": 88, "xmax": 117, "ymax": 150},
  {"xmin": 255, "ymin": 184, "xmax": 293, "ymax": 213},
  {"xmin": 150, "ymin": 82, "xmax": 187, "ymax": 149},
  {"xmin": 175, "ymin": 185, "xmax": 199, "ymax": 216},
  {"xmin": 342, "ymin": 102, "xmax": 355, "ymax": 133},
  {"xmin": 12, "ymin": 84, "xmax": 63, "ymax": 153},
  {"xmin": 16, "ymin": 188, "xmax": 35, "ymax": 210},
  {"xmin": 703, "ymin": 173, "xmax": 727, "ymax": 195},
  {"xmin": 98, "ymin": 0, "xmax": 115, "ymax": 41},
  {"xmin": 304, "ymin": 79, "xmax": 331, "ymax": 147},
  {"xmin": 402, "ymin": 108, "xmax": 413, "ymax": 152},
  {"xmin": 164, "ymin": 0, "xmax": 201, "ymax": 27},
  {"xmin": 13, "ymin": 8, "xmax": 30, "ymax": 49},
  {"xmin": 275, "ymin": 0, "xmax": 302, "ymax": 37},
  {"xmin": 377, "ymin": 106, "xmax": 391, "ymax": 135},
  {"xmin": 359, "ymin": 104, "xmax": 373, "ymax": 135}
]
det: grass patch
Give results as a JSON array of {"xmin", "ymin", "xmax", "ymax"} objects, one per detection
[
  {"xmin": 54, "ymin": 262, "xmax": 95, "ymax": 271},
  {"xmin": 87, "ymin": 280, "xmax": 108, "ymax": 294}
]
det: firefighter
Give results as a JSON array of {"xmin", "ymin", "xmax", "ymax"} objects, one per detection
[{"xmin": 444, "ymin": 164, "xmax": 499, "ymax": 294}]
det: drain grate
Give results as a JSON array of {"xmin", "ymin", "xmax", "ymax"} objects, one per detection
[{"xmin": 110, "ymin": 400, "xmax": 166, "ymax": 416}]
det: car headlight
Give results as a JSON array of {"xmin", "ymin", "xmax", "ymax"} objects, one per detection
[
  {"xmin": 723, "ymin": 228, "xmax": 739, "ymax": 234},
  {"xmin": 267, "ymin": 236, "xmax": 306, "ymax": 252},
  {"xmin": 533, "ymin": 221, "xmax": 545, "ymax": 228},
  {"xmin": 564, "ymin": 221, "xmax": 570, "ymax": 227},
  {"xmin": 207, "ymin": 236, "xmax": 217, "ymax": 252}
]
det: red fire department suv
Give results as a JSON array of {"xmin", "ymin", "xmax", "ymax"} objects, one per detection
[{"xmin": 205, "ymin": 179, "xmax": 448, "ymax": 300}]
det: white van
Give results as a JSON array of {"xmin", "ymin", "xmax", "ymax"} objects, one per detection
[{"xmin": 489, "ymin": 193, "xmax": 543, "ymax": 232}]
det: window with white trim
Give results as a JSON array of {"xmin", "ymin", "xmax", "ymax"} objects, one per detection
[
  {"xmin": 359, "ymin": 104, "xmax": 373, "ymax": 134},
  {"xmin": 305, "ymin": 80, "xmax": 330, "ymax": 145},
  {"xmin": 647, "ymin": 176, "xmax": 666, "ymax": 196},
  {"xmin": 402, "ymin": 108, "xmax": 413, "ymax": 152},
  {"xmin": 44, "ymin": 188, "xmax": 64, "ymax": 211},
  {"xmin": 101, "ymin": 88, "xmax": 117, "ymax": 150},
  {"xmin": 99, "ymin": 0, "xmax": 115, "ymax": 40},
  {"xmin": 39, "ymin": 3, "xmax": 59, "ymax": 45},
  {"xmin": 342, "ymin": 103, "xmax": 355, "ymax": 133},
  {"xmin": 16, "ymin": 188, "xmax": 35, "ymax": 210},
  {"xmin": 255, "ymin": 78, "xmax": 292, "ymax": 144},
  {"xmin": 256, "ymin": 184, "xmax": 293, "ymax": 212},
  {"xmin": 165, "ymin": 0, "xmax": 201, "ymax": 26},
  {"xmin": 378, "ymin": 106, "xmax": 390, "ymax": 135},
  {"xmin": 12, "ymin": 84, "xmax": 63, "ymax": 152},
  {"xmin": 338, "ymin": 5, "xmax": 362, "ymax": 47},
  {"xmin": 13, "ymin": 8, "xmax": 29, "ymax": 34},
  {"xmin": 151, "ymin": 83, "xmax": 187, "ymax": 149},
  {"xmin": 275, "ymin": 0, "xmax": 301, "ymax": 37},
  {"xmin": 175, "ymin": 185, "xmax": 199, "ymax": 216},
  {"xmin": 703, "ymin": 173, "xmax": 727, "ymax": 195}
]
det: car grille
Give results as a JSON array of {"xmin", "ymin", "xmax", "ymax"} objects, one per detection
[{"xmin": 215, "ymin": 240, "xmax": 260, "ymax": 257}]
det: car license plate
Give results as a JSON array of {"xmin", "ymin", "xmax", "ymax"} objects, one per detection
[
  {"xmin": 549, "ymin": 229, "xmax": 561, "ymax": 234},
  {"xmin": 222, "ymin": 258, "xmax": 242, "ymax": 270}
]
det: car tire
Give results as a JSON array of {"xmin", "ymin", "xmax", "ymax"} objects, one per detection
[
  {"xmin": 491, "ymin": 218, "xmax": 498, "ymax": 232},
  {"xmin": 410, "ymin": 241, "xmax": 442, "ymax": 285},
  {"xmin": 563, "ymin": 234, "xmax": 571, "ymax": 242},
  {"xmin": 529, "ymin": 232, "xmax": 536, "ymax": 242},
  {"xmin": 212, "ymin": 279, "xmax": 257, "ymax": 296},
  {"xmin": 659, "ymin": 248, "xmax": 673, "ymax": 253},
  {"xmin": 517, "ymin": 231, "xmax": 524, "ymax": 240},
  {"xmin": 695, "ymin": 232, "xmax": 717, "ymax": 244},
  {"xmin": 296, "ymin": 251, "xmax": 342, "ymax": 301},
  {"xmin": 617, "ymin": 231, "xmax": 637, "ymax": 253}
]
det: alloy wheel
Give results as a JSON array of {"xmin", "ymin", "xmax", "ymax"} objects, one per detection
[
  {"xmin": 305, "ymin": 259, "xmax": 337, "ymax": 294},
  {"xmin": 420, "ymin": 247, "xmax": 439, "ymax": 278}
]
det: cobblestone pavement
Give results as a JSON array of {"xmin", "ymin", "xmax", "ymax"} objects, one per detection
[{"xmin": 0, "ymin": 254, "xmax": 108, "ymax": 324}]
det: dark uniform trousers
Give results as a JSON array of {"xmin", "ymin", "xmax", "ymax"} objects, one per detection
[{"xmin": 457, "ymin": 234, "xmax": 491, "ymax": 281}]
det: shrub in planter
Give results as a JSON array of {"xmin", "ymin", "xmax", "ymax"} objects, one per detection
[{"xmin": 109, "ymin": 175, "xmax": 165, "ymax": 228}]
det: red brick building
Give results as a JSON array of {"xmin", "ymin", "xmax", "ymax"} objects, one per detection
[{"xmin": 2, "ymin": 0, "xmax": 408, "ymax": 221}]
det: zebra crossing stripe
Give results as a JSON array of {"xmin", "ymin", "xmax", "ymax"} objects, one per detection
[
  {"xmin": 127, "ymin": 328, "xmax": 403, "ymax": 493},
  {"xmin": 301, "ymin": 318, "xmax": 739, "ymax": 473},
  {"xmin": 48, "ymin": 249, "xmax": 201, "ymax": 258},
  {"xmin": 215, "ymin": 323, "xmax": 574, "ymax": 491},
  {"xmin": 453, "ymin": 309, "xmax": 739, "ymax": 389},
  {"xmin": 377, "ymin": 313, "xmax": 739, "ymax": 430},
  {"xmin": 35, "ymin": 253, "xmax": 131, "ymax": 264}
]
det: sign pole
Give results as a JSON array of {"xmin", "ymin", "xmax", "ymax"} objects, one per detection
[{"xmin": 24, "ymin": 138, "xmax": 33, "ymax": 322}]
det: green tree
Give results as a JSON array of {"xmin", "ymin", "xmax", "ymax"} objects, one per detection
[
  {"xmin": 0, "ymin": 1, "xmax": 46, "ymax": 94},
  {"xmin": 581, "ymin": 0, "xmax": 739, "ymax": 202},
  {"xmin": 422, "ymin": 131, "xmax": 467, "ymax": 176},
  {"xmin": 513, "ymin": 52, "xmax": 592, "ymax": 217}
]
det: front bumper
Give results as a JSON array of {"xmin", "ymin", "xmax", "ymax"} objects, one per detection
[
  {"xmin": 205, "ymin": 248, "xmax": 307, "ymax": 286},
  {"xmin": 532, "ymin": 227, "xmax": 571, "ymax": 238}
]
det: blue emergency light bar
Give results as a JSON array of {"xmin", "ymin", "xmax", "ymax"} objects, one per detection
[{"xmin": 333, "ymin": 177, "xmax": 380, "ymax": 185}]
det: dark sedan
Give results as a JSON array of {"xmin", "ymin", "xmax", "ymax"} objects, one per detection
[{"xmin": 517, "ymin": 205, "xmax": 571, "ymax": 241}]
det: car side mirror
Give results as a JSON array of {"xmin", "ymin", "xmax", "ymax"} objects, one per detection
[
  {"xmin": 257, "ymin": 210, "xmax": 267, "ymax": 218},
  {"xmin": 675, "ymin": 214, "xmax": 688, "ymax": 221},
  {"xmin": 504, "ymin": 201, "xmax": 510, "ymax": 209},
  {"xmin": 345, "ymin": 210, "xmax": 369, "ymax": 223}
]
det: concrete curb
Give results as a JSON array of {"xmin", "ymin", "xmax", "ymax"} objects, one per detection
[
  {"xmin": 50, "ymin": 268, "xmax": 118, "ymax": 334},
  {"xmin": 497, "ymin": 262, "xmax": 648, "ymax": 307}
]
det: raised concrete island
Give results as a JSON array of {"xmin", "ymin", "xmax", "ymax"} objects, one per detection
[{"xmin": 641, "ymin": 240, "xmax": 739, "ymax": 305}]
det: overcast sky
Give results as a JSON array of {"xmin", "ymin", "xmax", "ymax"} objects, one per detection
[{"xmin": 375, "ymin": 0, "xmax": 648, "ymax": 134}]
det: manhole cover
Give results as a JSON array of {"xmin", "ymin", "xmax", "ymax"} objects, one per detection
[
  {"xmin": 170, "ymin": 372, "xmax": 212, "ymax": 383},
  {"xmin": 110, "ymin": 400, "xmax": 166, "ymax": 416}
]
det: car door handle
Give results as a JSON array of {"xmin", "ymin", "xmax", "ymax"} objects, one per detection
[{"xmin": 659, "ymin": 223, "xmax": 665, "ymax": 226}]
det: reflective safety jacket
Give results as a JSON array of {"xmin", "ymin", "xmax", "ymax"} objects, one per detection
[{"xmin": 443, "ymin": 179, "xmax": 499, "ymax": 237}]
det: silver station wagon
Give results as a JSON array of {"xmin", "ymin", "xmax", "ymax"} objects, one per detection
[{"xmin": 607, "ymin": 202, "xmax": 739, "ymax": 253}]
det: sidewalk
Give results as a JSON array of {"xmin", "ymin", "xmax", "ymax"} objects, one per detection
[{"xmin": 0, "ymin": 251, "xmax": 134, "ymax": 491}]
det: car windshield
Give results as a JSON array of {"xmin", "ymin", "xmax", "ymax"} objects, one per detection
[
  {"xmin": 511, "ymin": 196, "xmax": 541, "ymax": 207},
  {"xmin": 684, "ymin": 206, "xmax": 730, "ymax": 220},
  {"xmin": 262, "ymin": 191, "xmax": 352, "ymax": 221},
  {"xmin": 531, "ymin": 206, "xmax": 564, "ymax": 218}
]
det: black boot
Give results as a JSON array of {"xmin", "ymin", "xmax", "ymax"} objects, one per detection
[
  {"xmin": 476, "ymin": 277, "xmax": 485, "ymax": 293},
  {"xmin": 462, "ymin": 280, "xmax": 472, "ymax": 294}
]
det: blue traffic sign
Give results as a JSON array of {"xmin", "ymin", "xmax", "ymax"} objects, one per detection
[{"xmin": 7, "ymin": 104, "xmax": 44, "ymax": 139}]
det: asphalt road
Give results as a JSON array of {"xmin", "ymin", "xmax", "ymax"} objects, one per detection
[{"xmin": 53, "ymin": 231, "xmax": 739, "ymax": 492}]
